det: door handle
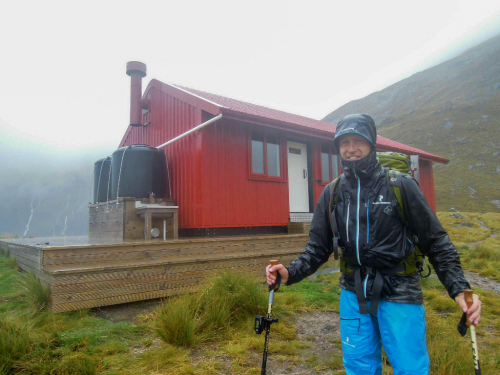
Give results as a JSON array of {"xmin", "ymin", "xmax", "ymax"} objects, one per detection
[{"xmin": 303, "ymin": 169, "xmax": 307, "ymax": 179}]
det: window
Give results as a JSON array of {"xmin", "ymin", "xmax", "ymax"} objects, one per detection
[
  {"xmin": 249, "ymin": 130, "xmax": 284, "ymax": 180},
  {"xmin": 266, "ymin": 134, "xmax": 280, "ymax": 177},
  {"xmin": 252, "ymin": 132, "xmax": 265, "ymax": 174},
  {"xmin": 320, "ymin": 144, "xmax": 339, "ymax": 183}
]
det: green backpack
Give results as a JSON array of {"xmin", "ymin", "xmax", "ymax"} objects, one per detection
[{"xmin": 328, "ymin": 152, "xmax": 431, "ymax": 278}]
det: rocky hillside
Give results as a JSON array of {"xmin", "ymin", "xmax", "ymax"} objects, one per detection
[{"xmin": 324, "ymin": 34, "xmax": 500, "ymax": 212}]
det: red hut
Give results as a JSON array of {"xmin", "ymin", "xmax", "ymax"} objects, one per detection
[{"xmin": 120, "ymin": 61, "xmax": 447, "ymax": 236}]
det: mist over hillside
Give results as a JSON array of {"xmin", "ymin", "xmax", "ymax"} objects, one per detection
[
  {"xmin": 324, "ymin": 34, "xmax": 500, "ymax": 212},
  {"xmin": 2, "ymin": 34, "xmax": 499, "ymax": 238},
  {"xmin": 0, "ymin": 121, "xmax": 116, "ymax": 237}
]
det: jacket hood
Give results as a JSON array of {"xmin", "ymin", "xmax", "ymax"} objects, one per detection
[
  {"xmin": 333, "ymin": 114, "xmax": 377, "ymax": 150},
  {"xmin": 334, "ymin": 114, "xmax": 379, "ymax": 179}
]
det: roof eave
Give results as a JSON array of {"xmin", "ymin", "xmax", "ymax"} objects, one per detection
[{"xmin": 220, "ymin": 108, "xmax": 335, "ymax": 139}]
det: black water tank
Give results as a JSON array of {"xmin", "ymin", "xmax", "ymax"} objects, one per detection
[
  {"xmin": 110, "ymin": 144, "xmax": 167, "ymax": 200},
  {"xmin": 93, "ymin": 157, "xmax": 112, "ymax": 203}
]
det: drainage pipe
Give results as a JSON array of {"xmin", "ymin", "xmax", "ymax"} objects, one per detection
[{"xmin": 157, "ymin": 114, "xmax": 223, "ymax": 149}]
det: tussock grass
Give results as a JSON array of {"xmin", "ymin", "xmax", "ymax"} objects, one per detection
[
  {"xmin": 153, "ymin": 270, "xmax": 268, "ymax": 347},
  {"xmin": 153, "ymin": 294, "xmax": 200, "ymax": 347},
  {"xmin": 0, "ymin": 318, "xmax": 33, "ymax": 374},
  {"xmin": 19, "ymin": 271, "xmax": 51, "ymax": 313}
]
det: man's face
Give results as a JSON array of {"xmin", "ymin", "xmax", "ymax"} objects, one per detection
[{"xmin": 338, "ymin": 133, "xmax": 372, "ymax": 161}]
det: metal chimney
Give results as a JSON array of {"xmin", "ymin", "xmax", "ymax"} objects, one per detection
[{"xmin": 126, "ymin": 61, "xmax": 147, "ymax": 127}]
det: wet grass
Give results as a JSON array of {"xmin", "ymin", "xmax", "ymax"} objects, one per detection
[
  {"xmin": 437, "ymin": 211, "xmax": 500, "ymax": 281},
  {"xmin": 0, "ymin": 212, "xmax": 499, "ymax": 374}
]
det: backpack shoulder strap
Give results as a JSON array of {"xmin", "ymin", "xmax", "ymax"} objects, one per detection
[
  {"xmin": 328, "ymin": 175, "xmax": 342, "ymax": 260},
  {"xmin": 387, "ymin": 169, "xmax": 432, "ymax": 277},
  {"xmin": 386, "ymin": 169, "xmax": 406, "ymax": 223}
]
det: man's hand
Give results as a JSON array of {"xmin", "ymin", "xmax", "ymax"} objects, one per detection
[
  {"xmin": 266, "ymin": 263, "xmax": 289, "ymax": 286},
  {"xmin": 455, "ymin": 292, "xmax": 482, "ymax": 326}
]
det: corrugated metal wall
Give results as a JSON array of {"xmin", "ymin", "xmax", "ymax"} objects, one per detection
[
  {"xmin": 121, "ymin": 88, "xmax": 291, "ymax": 229},
  {"xmin": 120, "ymin": 87, "xmax": 203, "ymax": 229},
  {"xmin": 199, "ymin": 119, "xmax": 289, "ymax": 228},
  {"xmin": 418, "ymin": 159, "xmax": 436, "ymax": 212}
]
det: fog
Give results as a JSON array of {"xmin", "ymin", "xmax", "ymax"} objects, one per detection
[
  {"xmin": 1, "ymin": 1, "xmax": 499, "ymax": 237},
  {"xmin": 0, "ymin": 118, "xmax": 116, "ymax": 237}
]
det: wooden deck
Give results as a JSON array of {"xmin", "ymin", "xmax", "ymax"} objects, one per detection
[{"xmin": 0, "ymin": 234, "xmax": 307, "ymax": 313}]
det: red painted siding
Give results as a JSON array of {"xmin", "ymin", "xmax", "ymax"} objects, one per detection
[
  {"xmin": 417, "ymin": 159, "xmax": 436, "ymax": 213},
  {"xmin": 311, "ymin": 143, "xmax": 325, "ymax": 206},
  {"xmin": 121, "ymin": 89, "xmax": 293, "ymax": 229},
  {"xmin": 121, "ymin": 87, "xmax": 203, "ymax": 229},
  {"xmin": 199, "ymin": 119, "xmax": 289, "ymax": 228}
]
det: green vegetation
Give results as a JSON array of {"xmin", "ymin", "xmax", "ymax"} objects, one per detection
[
  {"xmin": 153, "ymin": 271, "xmax": 267, "ymax": 347},
  {"xmin": 438, "ymin": 211, "xmax": 500, "ymax": 281},
  {"xmin": 0, "ymin": 213, "xmax": 499, "ymax": 374}
]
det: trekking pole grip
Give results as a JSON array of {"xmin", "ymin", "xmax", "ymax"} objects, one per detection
[
  {"xmin": 269, "ymin": 260, "xmax": 278, "ymax": 277},
  {"xmin": 463, "ymin": 289, "xmax": 481, "ymax": 374},
  {"xmin": 464, "ymin": 289, "xmax": 474, "ymax": 326},
  {"xmin": 269, "ymin": 260, "xmax": 280, "ymax": 292}
]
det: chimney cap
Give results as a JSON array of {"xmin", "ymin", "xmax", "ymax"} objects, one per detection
[{"xmin": 126, "ymin": 61, "xmax": 147, "ymax": 77}]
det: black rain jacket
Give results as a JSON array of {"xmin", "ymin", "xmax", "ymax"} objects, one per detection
[{"xmin": 286, "ymin": 163, "xmax": 470, "ymax": 304}]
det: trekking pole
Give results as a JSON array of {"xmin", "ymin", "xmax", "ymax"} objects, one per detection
[
  {"xmin": 255, "ymin": 260, "xmax": 280, "ymax": 375},
  {"xmin": 464, "ymin": 289, "xmax": 481, "ymax": 375}
]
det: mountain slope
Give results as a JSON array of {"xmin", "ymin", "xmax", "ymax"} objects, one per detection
[
  {"xmin": 0, "ymin": 121, "xmax": 116, "ymax": 237},
  {"xmin": 323, "ymin": 34, "xmax": 500, "ymax": 212}
]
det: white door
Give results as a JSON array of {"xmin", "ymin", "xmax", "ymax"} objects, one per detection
[{"xmin": 287, "ymin": 141, "xmax": 310, "ymax": 212}]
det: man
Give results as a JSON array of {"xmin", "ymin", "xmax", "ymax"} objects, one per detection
[{"xmin": 266, "ymin": 114, "xmax": 481, "ymax": 375}]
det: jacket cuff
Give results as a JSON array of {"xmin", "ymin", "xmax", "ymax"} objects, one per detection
[
  {"xmin": 285, "ymin": 265, "xmax": 294, "ymax": 286},
  {"xmin": 449, "ymin": 281, "xmax": 471, "ymax": 300}
]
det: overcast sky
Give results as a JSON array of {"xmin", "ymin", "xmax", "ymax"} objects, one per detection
[{"xmin": 1, "ymin": 0, "xmax": 499, "ymax": 152}]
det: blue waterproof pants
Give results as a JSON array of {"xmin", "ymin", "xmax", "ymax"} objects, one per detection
[{"xmin": 340, "ymin": 289, "xmax": 430, "ymax": 375}]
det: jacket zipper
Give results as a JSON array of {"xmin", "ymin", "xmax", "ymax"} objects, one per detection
[
  {"xmin": 363, "ymin": 275, "xmax": 369, "ymax": 298},
  {"xmin": 355, "ymin": 175, "xmax": 361, "ymax": 266},
  {"xmin": 354, "ymin": 172, "xmax": 369, "ymax": 298},
  {"xmin": 363, "ymin": 198, "xmax": 370, "ymax": 298},
  {"xmin": 366, "ymin": 198, "xmax": 370, "ymax": 244},
  {"xmin": 346, "ymin": 197, "xmax": 351, "ymax": 242}
]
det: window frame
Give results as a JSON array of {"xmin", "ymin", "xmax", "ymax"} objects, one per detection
[
  {"xmin": 247, "ymin": 129, "xmax": 287, "ymax": 182},
  {"xmin": 320, "ymin": 144, "xmax": 340, "ymax": 186}
]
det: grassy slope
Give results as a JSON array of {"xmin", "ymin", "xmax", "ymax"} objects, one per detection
[{"xmin": 323, "ymin": 34, "xmax": 500, "ymax": 213}]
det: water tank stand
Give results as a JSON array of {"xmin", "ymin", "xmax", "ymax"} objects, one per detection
[{"xmin": 135, "ymin": 202, "xmax": 179, "ymax": 240}]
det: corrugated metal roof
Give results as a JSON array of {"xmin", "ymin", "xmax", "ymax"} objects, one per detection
[
  {"xmin": 161, "ymin": 83, "xmax": 448, "ymax": 164},
  {"xmin": 173, "ymin": 84, "xmax": 334, "ymax": 132}
]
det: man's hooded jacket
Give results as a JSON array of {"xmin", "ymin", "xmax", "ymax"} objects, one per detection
[{"xmin": 285, "ymin": 114, "xmax": 470, "ymax": 304}]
